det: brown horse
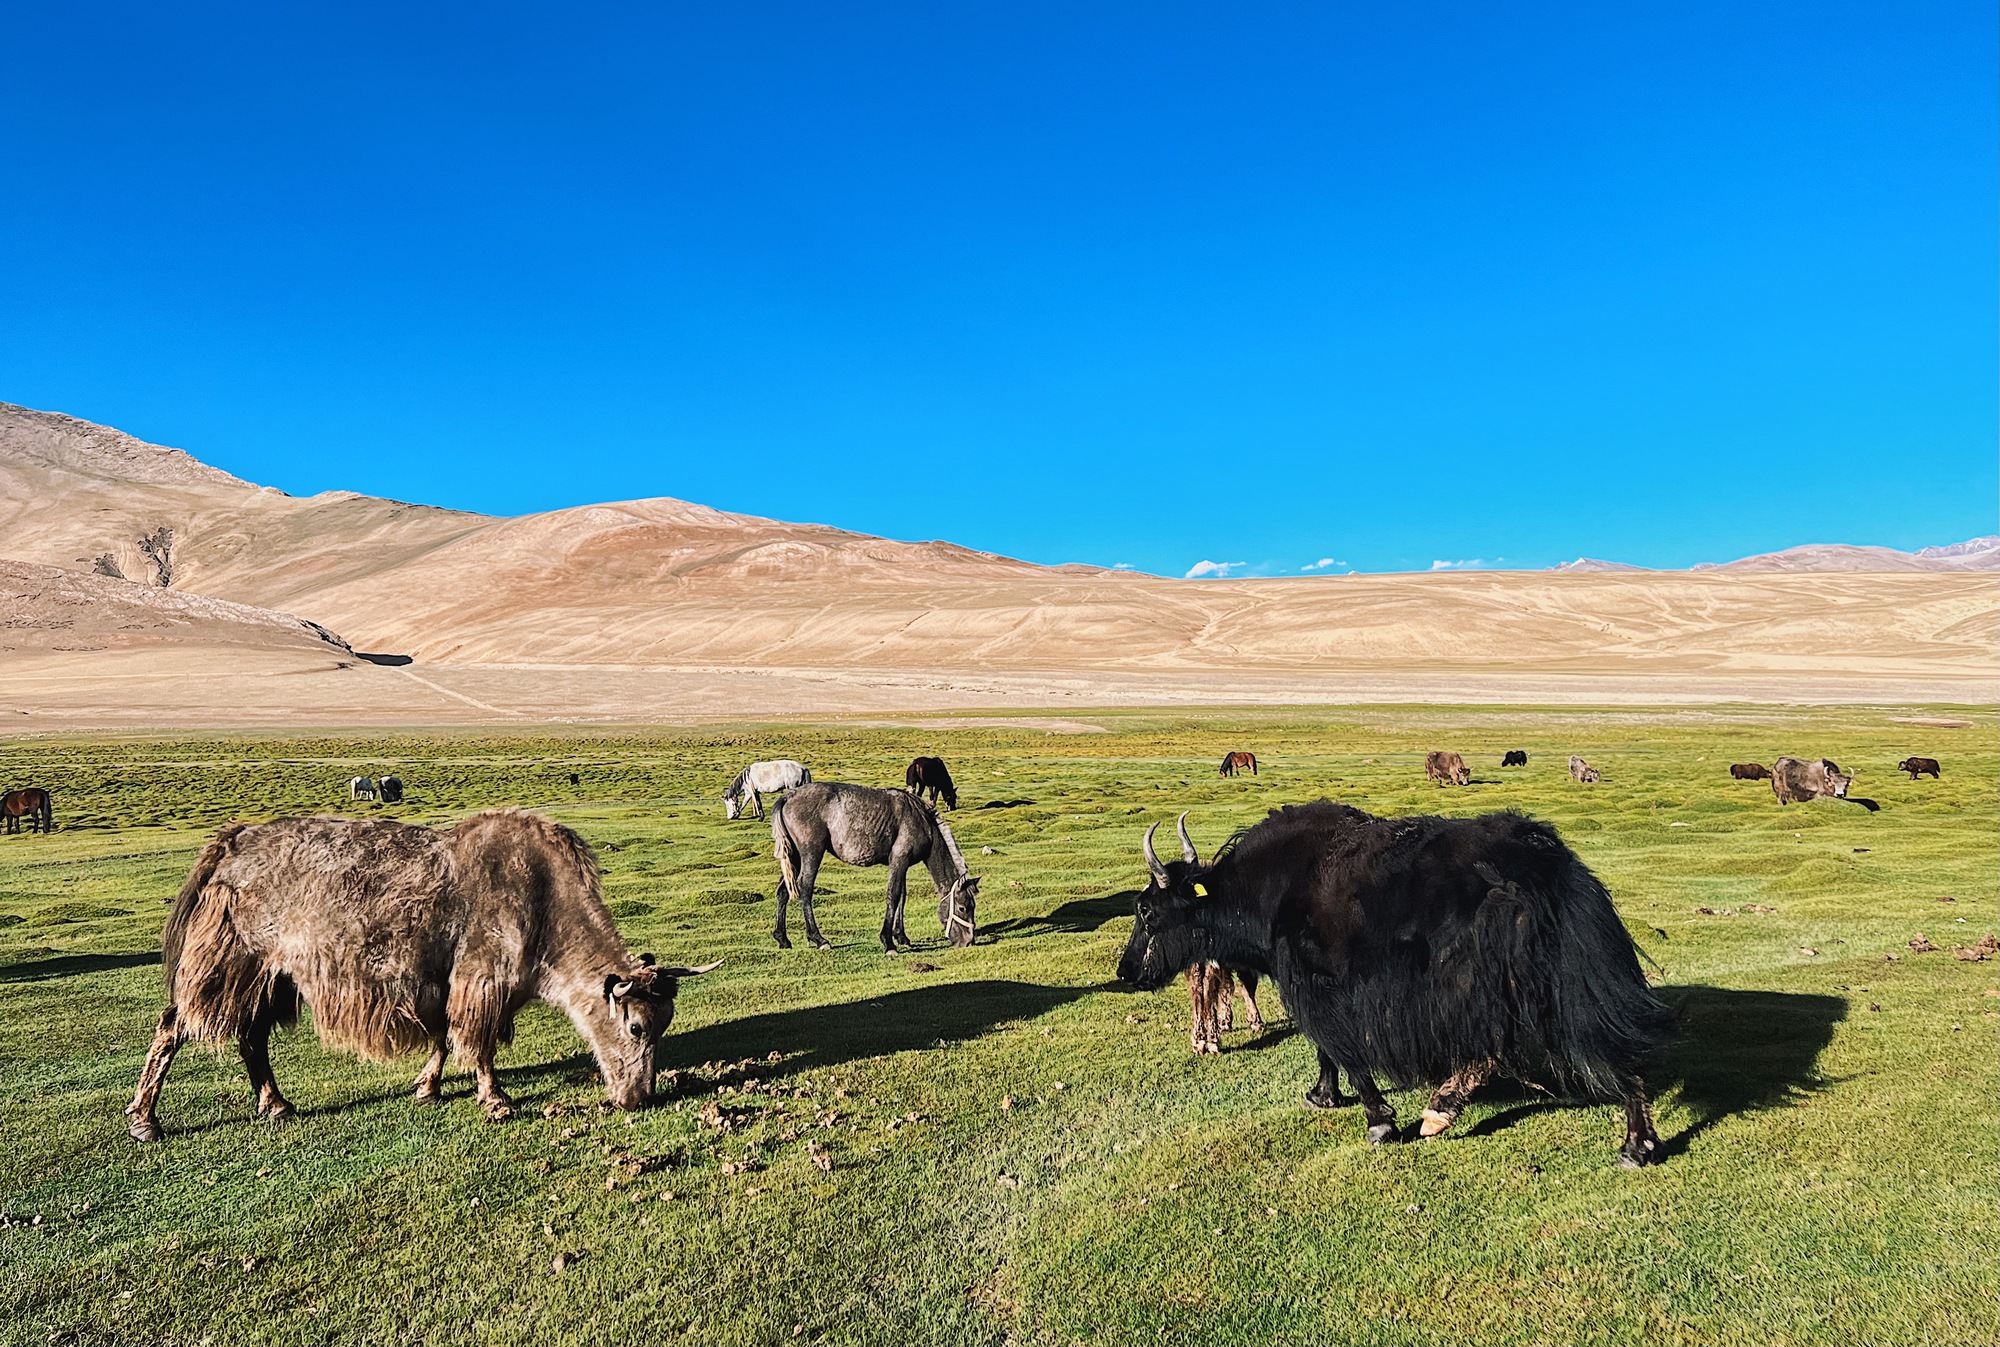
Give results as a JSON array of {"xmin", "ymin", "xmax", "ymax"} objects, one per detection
[
  {"xmin": 1218, "ymin": 751, "xmax": 1258, "ymax": 777},
  {"xmin": 2, "ymin": 788, "xmax": 53, "ymax": 834}
]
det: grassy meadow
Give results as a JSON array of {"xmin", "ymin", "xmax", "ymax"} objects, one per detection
[{"xmin": 1, "ymin": 706, "xmax": 1994, "ymax": 1346}]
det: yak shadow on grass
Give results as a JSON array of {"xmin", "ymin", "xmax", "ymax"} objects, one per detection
[
  {"xmin": 642, "ymin": 978, "xmax": 1099, "ymax": 1086},
  {"xmin": 982, "ymin": 889, "xmax": 1140, "ymax": 940},
  {"xmin": 1459, "ymin": 985, "xmax": 1845, "ymax": 1157},
  {"xmin": 0, "ymin": 950, "xmax": 159, "ymax": 983}
]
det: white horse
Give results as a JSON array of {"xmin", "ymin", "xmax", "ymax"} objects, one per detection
[
  {"xmin": 724, "ymin": 760, "xmax": 812, "ymax": 821},
  {"xmin": 349, "ymin": 776, "xmax": 377, "ymax": 802}
]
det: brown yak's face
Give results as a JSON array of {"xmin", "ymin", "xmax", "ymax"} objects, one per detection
[{"xmin": 601, "ymin": 967, "xmax": 677, "ymax": 1109}]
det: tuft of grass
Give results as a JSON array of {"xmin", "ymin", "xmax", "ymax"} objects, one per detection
[{"xmin": 0, "ymin": 705, "xmax": 1994, "ymax": 1345}]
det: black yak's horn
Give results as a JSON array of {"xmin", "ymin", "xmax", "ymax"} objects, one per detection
[
  {"xmin": 1176, "ymin": 811, "xmax": 1198, "ymax": 865},
  {"xmin": 1142, "ymin": 823, "xmax": 1167, "ymax": 881}
]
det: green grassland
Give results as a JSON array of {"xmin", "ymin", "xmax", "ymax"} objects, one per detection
[{"xmin": 1, "ymin": 706, "xmax": 1994, "ymax": 1346}]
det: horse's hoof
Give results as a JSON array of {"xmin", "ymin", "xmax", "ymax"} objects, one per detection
[
  {"xmin": 129, "ymin": 1118, "xmax": 163, "ymax": 1143},
  {"xmin": 1366, "ymin": 1122, "xmax": 1400, "ymax": 1146}
]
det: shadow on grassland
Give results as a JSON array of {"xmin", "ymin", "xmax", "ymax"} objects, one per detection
[
  {"xmin": 0, "ymin": 950, "xmax": 160, "ymax": 982},
  {"xmin": 651, "ymin": 979, "xmax": 1102, "ymax": 1083},
  {"xmin": 1462, "ymin": 985, "xmax": 1846, "ymax": 1158},
  {"xmin": 982, "ymin": 890, "xmax": 1141, "ymax": 939}
]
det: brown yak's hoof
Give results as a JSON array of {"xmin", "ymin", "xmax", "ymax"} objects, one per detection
[
  {"xmin": 1418, "ymin": 1108, "xmax": 1455, "ymax": 1139},
  {"xmin": 413, "ymin": 1090, "xmax": 444, "ymax": 1106},
  {"xmin": 482, "ymin": 1100, "xmax": 516, "ymax": 1123},
  {"xmin": 129, "ymin": 1117, "xmax": 163, "ymax": 1143}
]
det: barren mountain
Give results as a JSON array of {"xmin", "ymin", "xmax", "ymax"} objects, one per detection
[{"xmin": 1, "ymin": 400, "xmax": 1994, "ymax": 723}]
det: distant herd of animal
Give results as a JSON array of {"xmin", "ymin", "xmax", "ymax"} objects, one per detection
[{"xmin": 81, "ymin": 743, "xmax": 1947, "ymax": 1168}]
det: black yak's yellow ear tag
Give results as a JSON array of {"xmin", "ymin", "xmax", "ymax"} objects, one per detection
[{"xmin": 1191, "ymin": 882, "xmax": 1208, "ymax": 897}]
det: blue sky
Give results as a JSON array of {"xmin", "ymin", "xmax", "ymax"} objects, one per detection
[{"xmin": 2, "ymin": 3, "xmax": 1992, "ymax": 576}]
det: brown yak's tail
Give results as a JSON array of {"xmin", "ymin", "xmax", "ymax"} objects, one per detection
[{"xmin": 160, "ymin": 823, "xmax": 295, "ymax": 1042}]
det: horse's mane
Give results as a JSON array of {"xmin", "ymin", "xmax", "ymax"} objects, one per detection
[{"xmin": 725, "ymin": 766, "xmax": 750, "ymax": 800}]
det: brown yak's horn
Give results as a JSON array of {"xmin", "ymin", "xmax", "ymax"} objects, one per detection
[
  {"xmin": 656, "ymin": 959, "xmax": 724, "ymax": 978},
  {"xmin": 1176, "ymin": 811, "xmax": 1198, "ymax": 865},
  {"xmin": 1142, "ymin": 822, "xmax": 1167, "ymax": 882}
]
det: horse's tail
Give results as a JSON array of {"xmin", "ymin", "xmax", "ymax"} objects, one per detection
[
  {"xmin": 798, "ymin": 765, "xmax": 811, "ymax": 785},
  {"xmin": 770, "ymin": 798, "xmax": 801, "ymax": 899},
  {"xmin": 37, "ymin": 788, "xmax": 53, "ymax": 833}
]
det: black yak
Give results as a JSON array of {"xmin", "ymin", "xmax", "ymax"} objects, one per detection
[
  {"xmin": 1729, "ymin": 763, "xmax": 1772, "ymax": 781},
  {"xmin": 1117, "ymin": 802, "xmax": 1671, "ymax": 1167},
  {"xmin": 1501, "ymin": 751, "xmax": 1528, "ymax": 768},
  {"xmin": 1897, "ymin": 756, "xmax": 1940, "ymax": 780}
]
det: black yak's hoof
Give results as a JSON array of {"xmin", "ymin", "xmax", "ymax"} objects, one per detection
[
  {"xmin": 812, "ymin": 940, "xmax": 833, "ymax": 952},
  {"xmin": 774, "ymin": 932, "xmax": 793, "ymax": 949},
  {"xmin": 1304, "ymin": 1083, "xmax": 1353, "ymax": 1110},
  {"xmin": 1366, "ymin": 1122, "xmax": 1400, "ymax": 1146},
  {"xmin": 1618, "ymin": 1137, "xmax": 1662, "ymax": 1169}
]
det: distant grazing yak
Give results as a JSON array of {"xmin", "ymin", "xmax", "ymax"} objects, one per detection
[
  {"xmin": 1425, "ymin": 751, "xmax": 1471, "ymax": 786},
  {"xmin": 1501, "ymin": 751, "xmax": 1528, "ymax": 768},
  {"xmin": 1120, "ymin": 803, "xmax": 1671, "ymax": 1166},
  {"xmin": 1897, "ymin": 757, "xmax": 1941, "ymax": 781},
  {"xmin": 1569, "ymin": 756, "xmax": 1601, "ymax": 784},
  {"xmin": 1771, "ymin": 756, "xmax": 1850, "ymax": 805},
  {"xmin": 1729, "ymin": 763, "xmax": 1772, "ymax": 781}
]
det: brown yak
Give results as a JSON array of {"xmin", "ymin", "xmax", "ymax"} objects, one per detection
[
  {"xmin": 1569, "ymin": 756, "xmax": 1602, "ymax": 784},
  {"xmin": 126, "ymin": 810, "xmax": 719, "ymax": 1143},
  {"xmin": 1424, "ymin": 751, "xmax": 1471, "ymax": 786}
]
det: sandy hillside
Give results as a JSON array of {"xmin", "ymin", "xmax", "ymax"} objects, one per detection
[{"xmin": 2, "ymin": 401, "xmax": 1994, "ymax": 726}]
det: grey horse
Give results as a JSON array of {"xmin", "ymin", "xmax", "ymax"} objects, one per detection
[
  {"xmin": 769, "ymin": 782, "xmax": 979, "ymax": 953},
  {"xmin": 724, "ymin": 760, "xmax": 813, "ymax": 821}
]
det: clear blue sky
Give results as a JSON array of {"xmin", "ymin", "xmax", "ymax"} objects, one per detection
[{"xmin": 3, "ymin": 3, "xmax": 1992, "ymax": 576}]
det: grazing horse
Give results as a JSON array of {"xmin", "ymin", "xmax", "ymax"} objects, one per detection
[
  {"xmin": 350, "ymin": 776, "xmax": 378, "ymax": 802},
  {"xmin": 125, "ymin": 810, "xmax": 721, "ymax": 1141},
  {"xmin": 1121, "ymin": 803, "xmax": 1670, "ymax": 1167},
  {"xmin": 1219, "ymin": 751, "xmax": 1258, "ymax": 777},
  {"xmin": 769, "ymin": 782, "xmax": 979, "ymax": 953},
  {"xmin": 2, "ymin": 788, "xmax": 53, "ymax": 835},
  {"xmin": 724, "ymin": 760, "xmax": 812, "ymax": 821},
  {"xmin": 905, "ymin": 756, "xmax": 958, "ymax": 810}
]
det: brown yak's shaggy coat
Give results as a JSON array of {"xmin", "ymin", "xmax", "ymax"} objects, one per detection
[{"xmin": 127, "ymin": 810, "xmax": 717, "ymax": 1142}]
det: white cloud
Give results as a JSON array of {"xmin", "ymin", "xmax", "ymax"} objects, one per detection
[
  {"xmin": 1300, "ymin": 557, "xmax": 1343, "ymax": 571},
  {"xmin": 1429, "ymin": 558, "xmax": 1485, "ymax": 571},
  {"xmin": 1111, "ymin": 562, "xmax": 1135, "ymax": 570},
  {"xmin": 1184, "ymin": 559, "xmax": 1246, "ymax": 579}
]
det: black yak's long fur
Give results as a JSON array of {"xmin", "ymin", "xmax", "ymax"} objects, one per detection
[{"xmin": 1118, "ymin": 801, "xmax": 1672, "ymax": 1165}]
